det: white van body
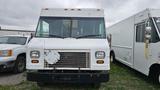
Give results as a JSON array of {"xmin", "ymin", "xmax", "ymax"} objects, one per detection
[
  {"xmin": 27, "ymin": 8, "xmax": 110, "ymax": 84},
  {"xmin": 108, "ymin": 9, "xmax": 160, "ymax": 83}
]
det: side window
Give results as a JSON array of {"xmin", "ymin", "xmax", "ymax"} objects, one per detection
[
  {"xmin": 136, "ymin": 23, "xmax": 145, "ymax": 42},
  {"xmin": 150, "ymin": 19, "xmax": 160, "ymax": 43},
  {"xmin": 36, "ymin": 20, "xmax": 49, "ymax": 37},
  {"xmin": 136, "ymin": 25, "xmax": 141, "ymax": 42},
  {"xmin": 42, "ymin": 21, "xmax": 49, "ymax": 35}
]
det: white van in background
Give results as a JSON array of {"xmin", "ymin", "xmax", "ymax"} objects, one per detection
[
  {"xmin": 27, "ymin": 8, "xmax": 110, "ymax": 85},
  {"xmin": 108, "ymin": 9, "xmax": 160, "ymax": 83}
]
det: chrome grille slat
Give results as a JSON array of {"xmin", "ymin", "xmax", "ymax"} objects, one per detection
[{"xmin": 44, "ymin": 52, "xmax": 90, "ymax": 68}]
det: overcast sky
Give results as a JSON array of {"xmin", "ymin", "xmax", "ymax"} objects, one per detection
[{"xmin": 0, "ymin": 0, "xmax": 160, "ymax": 30}]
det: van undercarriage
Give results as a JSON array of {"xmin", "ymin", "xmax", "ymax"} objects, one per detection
[{"xmin": 27, "ymin": 70, "xmax": 109, "ymax": 83}]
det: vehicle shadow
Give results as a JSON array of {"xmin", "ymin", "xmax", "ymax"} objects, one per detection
[
  {"xmin": 39, "ymin": 83, "xmax": 100, "ymax": 90},
  {"xmin": 0, "ymin": 72, "xmax": 15, "ymax": 76}
]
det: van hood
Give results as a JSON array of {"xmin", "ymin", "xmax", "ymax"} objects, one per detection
[
  {"xmin": 0, "ymin": 44, "xmax": 22, "ymax": 50},
  {"xmin": 28, "ymin": 38, "xmax": 109, "ymax": 50}
]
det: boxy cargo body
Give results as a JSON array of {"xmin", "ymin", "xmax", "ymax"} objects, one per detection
[
  {"xmin": 27, "ymin": 8, "xmax": 110, "ymax": 84},
  {"xmin": 108, "ymin": 9, "xmax": 160, "ymax": 83}
]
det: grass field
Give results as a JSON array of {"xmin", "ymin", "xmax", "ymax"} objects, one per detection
[{"xmin": 0, "ymin": 62, "xmax": 159, "ymax": 90}]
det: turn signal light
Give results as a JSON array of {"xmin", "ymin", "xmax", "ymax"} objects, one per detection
[
  {"xmin": 96, "ymin": 60, "xmax": 104, "ymax": 64},
  {"xmin": 8, "ymin": 50, "xmax": 12, "ymax": 56},
  {"xmin": 31, "ymin": 60, "xmax": 39, "ymax": 63}
]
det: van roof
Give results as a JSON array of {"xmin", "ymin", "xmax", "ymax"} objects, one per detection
[{"xmin": 40, "ymin": 8, "xmax": 104, "ymax": 18}]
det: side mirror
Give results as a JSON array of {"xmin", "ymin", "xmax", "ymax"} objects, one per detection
[
  {"xmin": 28, "ymin": 33, "xmax": 35, "ymax": 43},
  {"xmin": 145, "ymin": 26, "xmax": 151, "ymax": 40},
  {"xmin": 30, "ymin": 33, "xmax": 35, "ymax": 38}
]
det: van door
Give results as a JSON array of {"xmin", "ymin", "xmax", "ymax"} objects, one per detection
[{"xmin": 134, "ymin": 22, "xmax": 150, "ymax": 75}]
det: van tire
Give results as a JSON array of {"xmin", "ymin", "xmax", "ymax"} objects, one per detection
[
  {"xmin": 13, "ymin": 56, "xmax": 26, "ymax": 73},
  {"xmin": 110, "ymin": 52, "xmax": 116, "ymax": 63},
  {"xmin": 154, "ymin": 71, "xmax": 160, "ymax": 83},
  {"xmin": 149, "ymin": 65, "xmax": 160, "ymax": 83}
]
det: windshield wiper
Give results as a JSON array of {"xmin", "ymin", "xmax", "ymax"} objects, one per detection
[
  {"xmin": 8, "ymin": 42, "xmax": 18, "ymax": 44},
  {"xmin": 76, "ymin": 34, "xmax": 101, "ymax": 39},
  {"xmin": 37, "ymin": 34, "xmax": 65, "ymax": 39},
  {"xmin": 49, "ymin": 34, "xmax": 66, "ymax": 39}
]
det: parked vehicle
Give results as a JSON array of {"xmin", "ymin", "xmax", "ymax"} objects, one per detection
[
  {"xmin": 0, "ymin": 35, "xmax": 31, "ymax": 73},
  {"xmin": 108, "ymin": 9, "xmax": 160, "ymax": 83},
  {"xmin": 0, "ymin": 29, "xmax": 34, "ymax": 36},
  {"xmin": 26, "ymin": 8, "xmax": 110, "ymax": 85}
]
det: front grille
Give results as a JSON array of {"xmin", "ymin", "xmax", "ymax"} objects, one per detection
[{"xmin": 44, "ymin": 52, "xmax": 90, "ymax": 68}]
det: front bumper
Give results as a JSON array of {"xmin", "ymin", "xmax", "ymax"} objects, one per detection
[
  {"xmin": 0, "ymin": 57, "xmax": 15, "ymax": 71},
  {"xmin": 27, "ymin": 70, "xmax": 109, "ymax": 83}
]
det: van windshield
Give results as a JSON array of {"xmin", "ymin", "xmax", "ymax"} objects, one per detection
[
  {"xmin": 0, "ymin": 36, "xmax": 27, "ymax": 45},
  {"xmin": 36, "ymin": 17, "xmax": 106, "ymax": 39}
]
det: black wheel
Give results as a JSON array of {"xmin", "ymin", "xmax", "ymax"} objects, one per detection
[
  {"xmin": 14, "ymin": 56, "xmax": 26, "ymax": 73},
  {"xmin": 158, "ymin": 73, "xmax": 160, "ymax": 83},
  {"xmin": 110, "ymin": 52, "xmax": 116, "ymax": 63},
  {"xmin": 154, "ymin": 71, "xmax": 160, "ymax": 83},
  {"xmin": 149, "ymin": 68, "xmax": 160, "ymax": 83}
]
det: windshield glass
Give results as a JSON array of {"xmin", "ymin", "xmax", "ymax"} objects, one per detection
[
  {"xmin": 154, "ymin": 17, "xmax": 160, "ymax": 33},
  {"xmin": 36, "ymin": 17, "xmax": 106, "ymax": 39},
  {"xmin": 0, "ymin": 37, "xmax": 27, "ymax": 45}
]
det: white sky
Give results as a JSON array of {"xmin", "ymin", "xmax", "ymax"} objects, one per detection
[{"xmin": 0, "ymin": 0, "xmax": 160, "ymax": 30}]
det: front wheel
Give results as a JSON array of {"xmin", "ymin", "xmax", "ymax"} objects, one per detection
[{"xmin": 14, "ymin": 56, "xmax": 26, "ymax": 73}]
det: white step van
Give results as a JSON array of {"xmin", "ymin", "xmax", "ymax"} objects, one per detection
[
  {"xmin": 27, "ymin": 8, "xmax": 110, "ymax": 84},
  {"xmin": 108, "ymin": 9, "xmax": 160, "ymax": 83}
]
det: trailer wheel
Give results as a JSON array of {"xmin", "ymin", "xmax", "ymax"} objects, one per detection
[
  {"xmin": 14, "ymin": 56, "xmax": 26, "ymax": 73},
  {"xmin": 110, "ymin": 51, "xmax": 115, "ymax": 63}
]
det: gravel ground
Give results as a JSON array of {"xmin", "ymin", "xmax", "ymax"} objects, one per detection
[{"xmin": 0, "ymin": 72, "xmax": 26, "ymax": 86}]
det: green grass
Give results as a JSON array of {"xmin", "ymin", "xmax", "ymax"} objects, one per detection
[
  {"xmin": 0, "ymin": 62, "xmax": 159, "ymax": 90},
  {"xmin": 101, "ymin": 62, "xmax": 160, "ymax": 90}
]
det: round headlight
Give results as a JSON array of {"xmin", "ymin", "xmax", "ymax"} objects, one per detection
[
  {"xmin": 30, "ymin": 51, "xmax": 40, "ymax": 58},
  {"xmin": 95, "ymin": 51, "xmax": 105, "ymax": 59}
]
